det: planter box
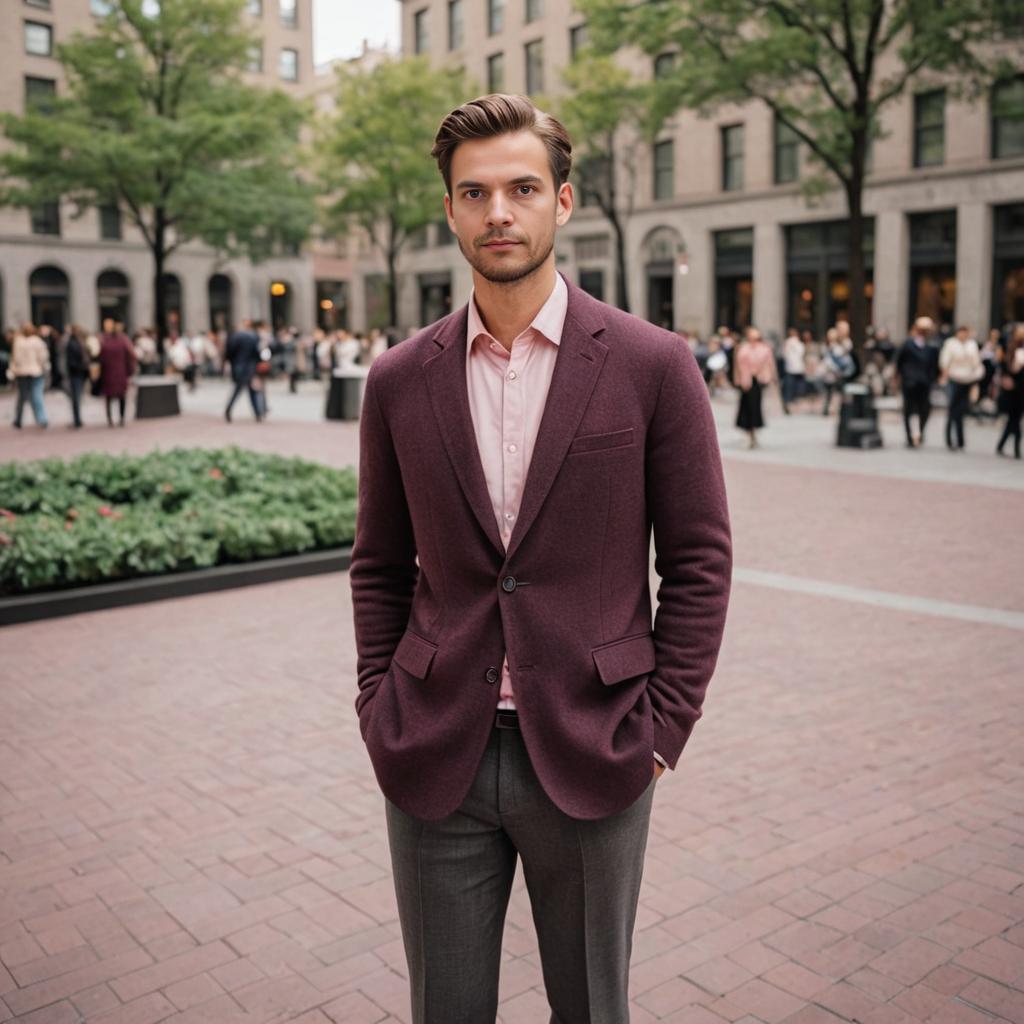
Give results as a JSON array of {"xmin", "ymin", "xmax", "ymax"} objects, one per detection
[{"xmin": 0, "ymin": 546, "xmax": 352, "ymax": 628}]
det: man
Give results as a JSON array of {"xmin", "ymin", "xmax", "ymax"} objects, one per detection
[
  {"xmin": 938, "ymin": 325, "xmax": 982, "ymax": 450},
  {"xmin": 781, "ymin": 325, "xmax": 806, "ymax": 414},
  {"xmin": 224, "ymin": 318, "xmax": 263, "ymax": 422},
  {"xmin": 897, "ymin": 315, "xmax": 940, "ymax": 447},
  {"xmin": 350, "ymin": 94, "xmax": 732, "ymax": 1024}
]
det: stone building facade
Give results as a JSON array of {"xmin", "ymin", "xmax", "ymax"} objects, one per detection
[
  {"xmin": 0, "ymin": 0, "xmax": 316, "ymax": 335},
  {"xmin": 379, "ymin": 0, "xmax": 1024, "ymax": 340}
]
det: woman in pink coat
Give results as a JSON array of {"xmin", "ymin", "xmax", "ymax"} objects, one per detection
[
  {"xmin": 98, "ymin": 318, "xmax": 137, "ymax": 427},
  {"xmin": 733, "ymin": 325, "xmax": 777, "ymax": 449}
]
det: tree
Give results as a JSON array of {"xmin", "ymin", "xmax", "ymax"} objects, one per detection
[
  {"xmin": 559, "ymin": 54, "xmax": 653, "ymax": 313},
  {"xmin": 316, "ymin": 58, "xmax": 474, "ymax": 330},
  {"xmin": 0, "ymin": 0, "xmax": 315, "ymax": 345},
  {"xmin": 579, "ymin": 0, "xmax": 1022, "ymax": 359}
]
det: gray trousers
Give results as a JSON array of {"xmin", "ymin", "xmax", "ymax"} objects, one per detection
[{"xmin": 385, "ymin": 725, "xmax": 656, "ymax": 1024}]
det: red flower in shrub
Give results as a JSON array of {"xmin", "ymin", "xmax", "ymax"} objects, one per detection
[
  {"xmin": 65, "ymin": 522, "xmax": 73, "ymax": 531},
  {"xmin": 0, "ymin": 532, "xmax": 10, "ymax": 546},
  {"xmin": 0, "ymin": 509, "xmax": 15, "ymax": 522},
  {"xmin": 66, "ymin": 508, "xmax": 78, "ymax": 520},
  {"xmin": 161, "ymin": 483, "xmax": 173, "ymax": 494},
  {"xmin": 98, "ymin": 506, "xmax": 113, "ymax": 517},
  {"xmin": 209, "ymin": 468, "xmax": 223, "ymax": 480}
]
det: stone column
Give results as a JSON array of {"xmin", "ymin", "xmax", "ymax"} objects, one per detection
[
  {"xmin": 677, "ymin": 225, "xmax": 712, "ymax": 336},
  {"xmin": 752, "ymin": 221, "xmax": 785, "ymax": 339},
  {"xmin": 873, "ymin": 208, "xmax": 907, "ymax": 337},
  {"xmin": 956, "ymin": 201, "xmax": 992, "ymax": 333}
]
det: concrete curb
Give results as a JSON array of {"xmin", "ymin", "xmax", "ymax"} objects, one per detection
[{"xmin": 0, "ymin": 547, "xmax": 352, "ymax": 628}]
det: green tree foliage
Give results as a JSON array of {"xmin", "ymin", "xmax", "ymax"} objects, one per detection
[
  {"xmin": 317, "ymin": 58, "xmax": 474, "ymax": 329},
  {"xmin": 0, "ymin": 0, "xmax": 315, "ymax": 341},
  {"xmin": 559, "ymin": 54, "xmax": 654, "ymax": 313},
  {"xmin": 579, "ymin": 0, "xmax": 1022, "ymax": 354}
]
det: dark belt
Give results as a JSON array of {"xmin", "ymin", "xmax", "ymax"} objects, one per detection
[{"xmin": 495, "ymin": 709, "xmax": 519, "ymax": 730}]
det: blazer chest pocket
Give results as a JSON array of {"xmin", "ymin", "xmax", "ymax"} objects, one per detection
[
  {"xmin": 592, "ymin": 632, "xmax": 656, "ymax": 686},
  {"xmin": 391, "ymin": 630, "xmax": 438, "ymax": 680},
  {"xmin": 569, "ymin": 427, "xmax": 635, "ymax": 455}
]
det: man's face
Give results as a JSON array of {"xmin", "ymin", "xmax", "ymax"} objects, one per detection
[
  {"xmin": 102, "ymin": 318, "xmax": 114, "ymax": 333},
  {"xmin": 444, "ymin": 130, "xmax": 572, "ymax": 285}
]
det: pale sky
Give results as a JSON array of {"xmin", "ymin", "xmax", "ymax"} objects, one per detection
[{"xmin": 313, "ymin": 0, "xmax": 402, "ymax": 66}]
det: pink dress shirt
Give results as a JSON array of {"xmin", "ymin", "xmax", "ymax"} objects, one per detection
[{"xmin": 466, "ymin": 275, "xmax": 567, "ymax": 707}]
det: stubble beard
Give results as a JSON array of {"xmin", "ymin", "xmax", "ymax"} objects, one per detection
[{"xmin": 459, "ymin": 231, "xmax": 555, "ymax": 286}]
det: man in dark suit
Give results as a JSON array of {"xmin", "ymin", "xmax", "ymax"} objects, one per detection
[
  {"xmin": 350, "ymin": 94, "xmax": 732, "ymax": 1024},
  {"xmin": 224, "ymin": 318, "xmax": 262, "ymax": 422},
  {"xmin": 897, "ymin": 315, "xmax": 940, "ymax": 447}
]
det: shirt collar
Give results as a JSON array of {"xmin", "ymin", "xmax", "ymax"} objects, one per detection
[{"xmin": 467, "ymin": 273, "xmax": 567, "ymax": 354}]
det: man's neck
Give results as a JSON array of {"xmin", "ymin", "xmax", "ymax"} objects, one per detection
[{"xmin": 472, "ymin": 260, "xmax": 557, "ymax": 351}]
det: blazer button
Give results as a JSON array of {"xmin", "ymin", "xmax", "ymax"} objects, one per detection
[
  {"xmin": 485, "ymin": 667, "xmax": 499, "ymax": 684},
  {"xmin": 501, "ymin": 576, "xmax": 517, "ymax": 593}
]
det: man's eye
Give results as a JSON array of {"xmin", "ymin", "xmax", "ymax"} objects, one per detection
[
  {"xmin": 516, "ymin": 185, "xmax": 534, "ymax": 195},
  {"xmin": 466, "ymin": 190, "xmax": 482, "ymax": 199}
]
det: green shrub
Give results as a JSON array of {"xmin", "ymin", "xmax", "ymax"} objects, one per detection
[{"xmin": 0, "ymin": 447, "xmax": 357, "ymax": 595}]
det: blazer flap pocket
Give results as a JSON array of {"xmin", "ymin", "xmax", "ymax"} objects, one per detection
[
  {"xmin": 569, "ymin": 428, "xmax": 635, "ymax": 455},
  {"xmin": 392, "ymin": 630, "xmax": 438, "ymax": 680},
  {"xmin": 592, "ymin": 633, "xmax": 656, "ymax": 686}
]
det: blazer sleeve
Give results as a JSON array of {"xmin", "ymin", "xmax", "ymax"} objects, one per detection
[
  {"xmin": 645, "ymin": 342, "xmax": 732, "ymax": 768},
  {"xmin": 349, "ymin": 363, "xmax": 418, "ymax": 740}
]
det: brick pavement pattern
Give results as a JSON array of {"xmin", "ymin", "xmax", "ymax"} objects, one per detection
[{"xmin": 1, "ymin": 383, "xmax": 1023, "ymax": 1023}]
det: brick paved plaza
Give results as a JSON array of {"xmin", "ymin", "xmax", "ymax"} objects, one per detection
[{"xmin": 1, "ymin": 379, "xmax": 1022, "ymax": 1023}]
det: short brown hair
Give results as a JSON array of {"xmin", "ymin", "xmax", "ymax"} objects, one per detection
[{"xmin": 432, "ymin": 93, "xmax": 572, "ymax": 196}]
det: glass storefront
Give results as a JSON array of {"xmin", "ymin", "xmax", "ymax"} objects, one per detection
[
  {"xmin": 785, "ymin": 219, "xmax": 874, "ymax": 340},
  {"xmin": 714, "ymin": 228, "xmax": 753, "ymax": 332},
  {"xmin": 908, "ymin": 210, "xmax": 956, "ymax": 331},
  {"xmin": 993, "ymin": 203, "xmax": 1024, "ymax": 329}
]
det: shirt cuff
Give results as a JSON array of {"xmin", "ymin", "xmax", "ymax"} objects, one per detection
[{"xmin": 653, "ymin": 751, "xmax": 668, "ymax": 769}]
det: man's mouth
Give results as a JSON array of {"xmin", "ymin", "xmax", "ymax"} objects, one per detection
[{"xmin": 482, "ymin": 239, "xmax": 522, "ymax": 249}]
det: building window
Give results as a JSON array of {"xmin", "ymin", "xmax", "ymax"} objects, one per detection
[
  {"xmin": 653, "ymin": 140, "xmax": 674, "ymax": 200},
  {"xmin": 24, "ymin": 76, "xmax": 56, "ymax": 112},
  {"xmin": 525, "ymin": 39, "xmax": 544, "ymax": 95},
  {"xmin": 448, "ymin": 0, "xmax": 463, "ymax": 50},
  {"xmin": 570, "ymin": 24, "xmax": 588, "ymax": 59},
  {"xmin": 774, "ymin": 116, "xmax": 799, "ymax": 184},
  {"xmin": 653, "ymin": 52, "xmax": 676, "ymax": 80},
  {"xmin": 99, "ymin": 203, "xmax": 122, "ymax": 241},
  {"xmin": 280, "ymin": 0, "xmax": 296, "ymax": 27},
  {"xmin": 414, "ymin": 8, "xmax": 429, "ymax": 54},
  {"xmin": 488, "ymin": 0, "xmax": 504, "ymax": 35},
  {"xmin": 90, "ymin": 0, "xmax": 112, "ymax": 13},
  {"xmin": 245, "ymin": 0, "xmax": 262, "ymax": 13},
  {"xmin": 992, "ymin": 75, "xmax": 1024, "ymax": 159},
  {"xmin": 526, "ymin": 0, "xmax": 542, "ymax": 22},
  {"xmin": 25, "ymin": 21, "xmax": 53, "ymax": 56},
  {"xmin": 913, "ymin": 89, "xmax": 945, "ymax": 167},
  {"xmin": 721, "ymin": 123, "xmax": 744, "ymax": 192},
  {"xmin": 279, "ymin": 48, "xmax": 298, "ymax": 81},
  {"xmin": 487, "ymin": 52, "xmax": 505, "ymax": 93},
  {"xmin": 31, "ymin": 201, "xmax": 60, "ymax": 236},
  {"xmin": 25, "ymin": 0, "xmax": 51, "ymax": 9},
  {"xmin": 246, "ymin": 43, "xmax": 262, "ymax": 72}
]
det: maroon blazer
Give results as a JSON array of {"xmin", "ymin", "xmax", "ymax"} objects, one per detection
[{"xmin": 350, "ymin": 280, "xmax": 731, "ymax": 821}]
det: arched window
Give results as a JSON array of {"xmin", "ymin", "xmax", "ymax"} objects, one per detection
[
  {"xmin": 208, "ymin": 274, "xmax": 233, "ymax": 333},
  {"xmin": 97, "ymin": 269, "xmax": 131, "ymax": 329},
  {"xmin": 160, "ymin": 273, "xmax": 184, "ymax": 336},
  {"xmin": 29, "ymin": 265, "xmax": 70, "ymax": 332}
]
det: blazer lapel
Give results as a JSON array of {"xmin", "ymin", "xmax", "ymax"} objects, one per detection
[
  {"xmin": 423, "ymin": 308, "xmax": 505, "ymax": 557},
  {"xmin": 506, "ymin": 288, "xmax": 608, "ymax": 561}
]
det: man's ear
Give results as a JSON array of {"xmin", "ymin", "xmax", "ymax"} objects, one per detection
[
  {"xmin": 556, "ymin": 181, "xmax": 574, "ymax": 227},
  {"xmin": 444, "ymin": 193, "xmax": 456, "ymax": 232}
]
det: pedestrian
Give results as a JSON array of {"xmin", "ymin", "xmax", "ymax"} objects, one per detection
[
  {"xmin": 896, "ymin": 315, "xmax": 940, "ymax": 448},
  {"xmin": 939, "ymin": 325, "xmax": 983, "ymax": 451},
  {"xmin": 98, "ymin": 318, "xmax": 137, "ymax": 427},
  {"xmin": 224, "ymin": 318, "xmax": 263, "ymax": 422},
  {"xmin": 64, "ymin": 324, "xmax": 90, "ymax": 428},
  {"xmin": 168, "ymin": 334, "xmax": 194, "ymax": 389},
  {"xmin": 821, "ymin": 328, "xmax": 854, "ymax": 415},
  {"xmin": 781, "ymin": 326, "xmax": 805, "ymax": 414},
  {"xmin": 996, "ymin": 326, "xmax": 1024, "ymax": 459},
  {"xmin": 8, "ymin": 322, "xmax": 50, "ymax": 429},
  {"xmin": 733, "ymin": 325, "xmax": 776, "ymax": 448},
  {"xmin": 350, "ymin": 93, "xmax": 732, "ymax": 1024},
  {"xmin": 40, "ymin": 324, "xmax": 63, "ymax": 392}
]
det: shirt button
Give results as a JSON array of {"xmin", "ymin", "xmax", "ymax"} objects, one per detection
[
  {"xmin": 508, "ymin": 443, "xmax": 517, "ymax": 453},
  {"xmin": 501, "ymin": 576, "xmax": 517, "ymax": 593},
  {"xmin": 485, "ymin": 667, "xmax": 499, "ymax": 684},
  {"xmin": 504, "ymin": 512, "xmax": 514, "ymax": 521},
  {"xmin": 508, "ymin": 370, "xmax": 518, "ymax": 381}
]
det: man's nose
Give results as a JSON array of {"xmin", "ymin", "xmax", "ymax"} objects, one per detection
[{"xmin": 485, "ymin": 194, "xmax": 513, "ymax": 227}]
